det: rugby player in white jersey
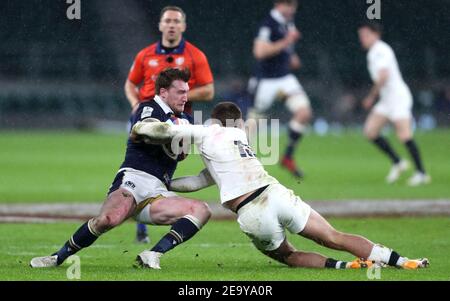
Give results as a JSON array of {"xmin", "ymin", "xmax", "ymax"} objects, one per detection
[
  {"xmin": 132, "ymin": 101, "xmax": 429, "ymax": 270},
  {"xmin": 358, "ymin": 22, "xmax": 430, "ymax": 186}
]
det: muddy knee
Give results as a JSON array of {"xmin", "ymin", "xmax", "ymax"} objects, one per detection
[
  {"xmin": 91, "ymin": 212, "xmax": 124, "ymax": 233},
  {"xmin": 190, "ymin": 201, "xmax": 212, "ymax": 223}
]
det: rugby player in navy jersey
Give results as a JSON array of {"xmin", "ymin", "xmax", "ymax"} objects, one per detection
[
  {"xmin": 30, "ymin": 68, "xmax": 211, "ymax": 269},
  {"xmin": 247, "ymin": 0, "xmax": 312, "ymax": 178}
]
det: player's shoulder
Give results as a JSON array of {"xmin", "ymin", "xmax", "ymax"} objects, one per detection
[
  {"xmin": 136, "ymin": 100, "xmax": 165, "ymax": 121},
  {"xmin": 369, "ymin": 40, "xmax": 393, "ymax": 57},
  {"xmin": 261, "ymin": 12, "xmax": 277, "ymax": 26},
  {"xmin": 136, "ymin": 43, "xmax": 158, "ymax": 57},
  {"xmin": 223, "ymin": 126, "xmax": 248, "ymax": 140},
  {"xmin": 185, "ymin": 41, "xmax": 207, "ymax": 57}
]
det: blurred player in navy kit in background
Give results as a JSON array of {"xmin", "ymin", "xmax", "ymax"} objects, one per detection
[
  {"xmin": 125, "ymin": 6, "xmax": 214, "ymax": 243},
  {"xmin": 247, "ymin": 0, "xmax": 312, "ymax": 178},
  {"xmin": 31, "ymin": 68, "xmax": 211, "ymax": 270}
]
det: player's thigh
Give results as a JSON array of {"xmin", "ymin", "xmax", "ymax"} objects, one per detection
[
  {"xmin": 237, "ymin": 196, "xmax": 285, "ymax": 252},
  {"xmin": 237, "ymin": 184, "xmax": 307, "ymax": 252},
  {"xmin": 149, "ymin": 196, "xmax": 209, "ymax": 225},
  {"xmin": 96, "ymin": 188, "xmax": 137, "ymax": 228},
  {"xmin": 253, "ymin": 78, "xmax": 281, "ymax": 112},
  {"xmin": 393, "ymin": 118, "xmax": 413, "ymax": 142},
  {"xmin": 280, "ymin": 74, "xmax": 304, "ymax": 96},
  {"xmin": 364, "ymin": 111, "xmax": 388, "ymax": 139}
]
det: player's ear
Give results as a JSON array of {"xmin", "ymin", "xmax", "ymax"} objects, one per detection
[
  {"xmin": 181, "ymin": 21, "xmax": 186, "ymax": 33},
  {"xmin": 159, "ymin": 88, "xmax": 168, "ymax": 98},
  {"xmin": 158, "ymin": 21, "xmax": 163, "ymax": 33}
]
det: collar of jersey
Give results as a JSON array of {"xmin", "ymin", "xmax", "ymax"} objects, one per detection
[
  {"xmin": 270, "ymin": 9, "xmax": 287, "ymax": 25},
  {"xmin": 154, "ymin": 95, "xmax": 174, "ymax": 115},
  {"xmin": 156, "ymin": 38, "xmax": 186, "ymax": 55}
]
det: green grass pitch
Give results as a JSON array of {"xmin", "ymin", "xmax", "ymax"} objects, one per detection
[
  {"xmin": 0, "ymin": 218, "xmax": 449, "ymax": 280},
  {"xmin": 0, "ymin": 129, "xmax": 449, "ymax": 281},
  {"xmin": 0, "ymin": 129, "xmax": 449, "ymax": 203}
]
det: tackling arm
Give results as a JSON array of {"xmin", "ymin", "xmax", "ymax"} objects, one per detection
[
  {"xmin": 131, "ymin": 121, "xmax": 208, "ymax": 144},
  {"xmin": 170, "ymin": 169, "xmax": 215, "ymax": 192}
]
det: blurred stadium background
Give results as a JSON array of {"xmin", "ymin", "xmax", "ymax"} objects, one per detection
[
  {"xmin": 0, "ymin": 0, "xmax": 449, "ymax": 280},
  {"xmin": 1, "ymin": 0, "xmax": 449, "ymax": 129}
]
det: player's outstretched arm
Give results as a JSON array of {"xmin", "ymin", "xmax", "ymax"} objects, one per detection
[
  {"xmin": 170, "ymin": 169, "xmax": 215, "ymax": 192},
  {"xmin": 132, "ymin": 121, "xmax": 208, "ymax": 144},
  {"xmin": 131, "ymin": 119, "xmax": 174, "ymax": 144}
]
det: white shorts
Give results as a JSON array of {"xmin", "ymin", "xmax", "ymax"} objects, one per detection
[
  {"xmin": 236, "ymin": 183, "xmax": 311, "ymax": 252},
  {"xmin": 108, "ymin": 168, "xmax": 177, "ymax": 224},
  {"xmin": 250, "ymin": 74, "xmax": 310, "ymax": 113},
  {"xmin": 373, "ymin": 89, "xmax": 413, "ymax": 121}
]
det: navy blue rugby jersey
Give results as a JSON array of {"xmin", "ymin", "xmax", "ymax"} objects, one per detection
[
  {"xmin": 119, "ymin": 98, "xmax": 193, "ymax": 187},
  {"xmin": 253, "ymin": 11, "xmax": 295, "ymax": 79}
]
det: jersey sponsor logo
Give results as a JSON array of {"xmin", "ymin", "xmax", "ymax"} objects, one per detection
[
  {"xmin": 148, "ymin": 59, "xmax": 159, "ymax": 67},
  {"xmin": 124, "ymin": 181, "xmax": 136, "ymax": 189},
  {"xmin": 141, "ymin": 107, "xmax": 154, "ymax": 119},
  {"xmin": 175, "ymin": 57, "xmax": 185, "ymax": 65}
]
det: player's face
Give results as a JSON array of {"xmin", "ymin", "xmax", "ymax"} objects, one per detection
[
  {"xmin": 358, "ymin": 27, "xmax": 379, "ymax": 50},
  {"xmin": 159, "ymin": 11, "xmax": 186, "ymax": 43},
  {"xmin": 161, "ymin": 80, "xmax": 189, "ymax": 114},
  {"xmin": 277, "ymin": 4, "xmax": 297, "ymax": 21}
]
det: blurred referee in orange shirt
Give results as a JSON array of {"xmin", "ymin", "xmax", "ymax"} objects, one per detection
[{"xmin": 124, "ymin": 6, "xmax": 214, "ymax": 243}]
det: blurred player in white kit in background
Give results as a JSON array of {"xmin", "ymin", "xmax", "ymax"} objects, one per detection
[{"xmin": 358, "ymin": 22, "xmax": 430, "ymax": 186}]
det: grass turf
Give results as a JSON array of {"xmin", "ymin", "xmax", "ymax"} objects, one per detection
[
  {"xmin": 0, "ymin": 218, "xmax": 449, "ymax": 280},
  {"xmin": 0, "ymin": 129, "xmax": 449, "ymax": 203}
]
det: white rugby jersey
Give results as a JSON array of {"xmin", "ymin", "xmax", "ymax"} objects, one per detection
[
  {"xmin": 173, "ymin": 124, "xmax": 278, "ymax": 203},
  {"xmin": 367, "ymin": 40, "xmax": 410, "ymax": 98}
]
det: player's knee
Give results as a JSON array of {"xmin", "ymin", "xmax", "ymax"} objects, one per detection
[
  {"xmin": 295, "ymin": 107, "xmax": 312, "ymax": 124},
  {"xmin": 93, "ymin": 212, "xmax": 123, "ymax": 232},
  {"xmin": 397, "ymin": 131, "xmax": 412, "ymax": 143},
  {"xmin": 91, "ymin": 215, "xmax": 110, "ymax": 233},
  {"xmin": 191, "ymin": 201, "xmax": 212, "ymax": 221}
]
